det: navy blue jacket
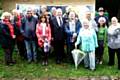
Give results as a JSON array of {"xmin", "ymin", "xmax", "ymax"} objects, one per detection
[
  {"xmin": 21, "ymin": 16, "xmax": 37, "ymax": 40},
  {"xmin": 65, "ymin": 20, "xmax": 81, "ymax": 45},
  {"xmin": 51, "ymin": 17, "xmax": 65, "ymax": 41}
]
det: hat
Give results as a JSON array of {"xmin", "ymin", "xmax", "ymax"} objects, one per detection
[{"xmin": 98, "ymin": 7, "xmax": 104, "ymax": 11}]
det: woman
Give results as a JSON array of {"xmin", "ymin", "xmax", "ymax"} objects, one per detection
[
  {"xmin": 36, "ymin": 15, "xmax": 51, "ymax": 66},
  {"xmin": 75, "ymin": 19, "xmax": 98, "ymax": 71},
  {"xmin": 108, "ymin": 17, "xmax": 120, "ymax": 70},
  {"xmin": 96, "ymin": 17, "xmax": 107, "ymax": 64},
  {"xmin": 12, "ymin": 9, "xmax": 26, "ymax": 60},
  {"xmin": 0, "ymin": 12, "xmax": 16, "ymax": 65}
]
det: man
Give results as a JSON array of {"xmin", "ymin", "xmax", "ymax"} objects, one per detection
[
  {"xmin": 95, "ymin": 7, "xmax": 109, "ymax": 27},
  {"xmin": 49, "ymin": 7, "xmax": 57, "ymax": 49},
  {"xmin": 21, "ymin": 9, "xmax": 37, "ymax": 63},
  {"xmin": 85, "ymin": 11, "xmax": 98, "ymax": 32},
  {"xmin": 51, "ymin": 8, "xmax": 65, "ymax": 64},
  {"xmin": 49, "ymin": 7, "xmax": 57, "ymax": 38},
  {"xmin": 65, "ymin": 11, "xmax": 81, "ymax": 63}
]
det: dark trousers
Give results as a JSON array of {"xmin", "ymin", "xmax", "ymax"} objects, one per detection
[
  {"xmin": 96, "ymin": 40, "xmax": 104, "ymax": 62},
  {"xmin": 4, "ymin": 49, "xmax": 13, "ymax": 63},
  {"xmin": 67, "ymin": 43, "xmax": 74, "ymax": 63},
  {"xmin": 54, "ymin": 40, "xmax": 64, "ymax": 62},
  {"xmin": 16, "ymin": 38, "xmax": 27, "ymax": 59},
  {"xmin": 108, "ymin": 47, "xmax": 120, "ymax": 69},
  {"xmin": 3, "ymin": 43, "xmax": 14, "ymax": 64},
  {"xmin": 41, "ymin": 47, "xmax": 49, "ymax": 62}
]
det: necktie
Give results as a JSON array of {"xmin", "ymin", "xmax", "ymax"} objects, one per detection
[{"xmin": 59, "ymin": 17, "xmax": 62, "ymax": 27}]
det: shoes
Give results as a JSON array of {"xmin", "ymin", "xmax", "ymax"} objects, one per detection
[
  {"xmin": 28, "ymin": 60, "xmax": 32, "ymax": 64},
  {"xmin": 45, "ymin": 61, "xmax": 48, "ymax": 66},
  {"xmin": 96, "ymin": 60, "xmax": 99, "ymax": 64},
  {"xmin": 56, "ymin": 60, "xmax": 61, "ymax": 64},
  {"xmin": 42, "ymin": 61, "xmax": 48, "ymax": 66},
  {"xmin": 42, "ymin": 61, "xmax": 45, "ymax": 66},
  {"xmin": 5, "ymin": 61, "xmax": 16, "ymax": 66},
  {"xmin": 85, "ymin": 66, "xmax": 89, "ymax": 69},
  {"xmin": 90, "ymin": 68, "xmax": 96, "ymax": 71}
]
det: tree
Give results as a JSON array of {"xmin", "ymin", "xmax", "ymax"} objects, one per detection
[{"xmin": 0, "ymin": 0, "xmax": 3, "ymax": 16}]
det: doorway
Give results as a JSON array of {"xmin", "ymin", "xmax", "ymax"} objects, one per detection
[{"xmin": 95, "ymin": 0, "xmax": 120, "ymax": 21}]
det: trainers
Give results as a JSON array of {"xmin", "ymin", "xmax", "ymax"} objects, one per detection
[
  {"xmin": 42, "ymin": 61, "xmax": 45, "ymax": 66},
  {"xmin": 99, "ymin": 61, "xmax": 103, "ymax": 64},
  {"xmin": 90, "ymin": 68, "xmax": 96, "ymax": 71},
  {"xmin": 45, "ymin": 61, "xmax": 48, "ymax": 66}
]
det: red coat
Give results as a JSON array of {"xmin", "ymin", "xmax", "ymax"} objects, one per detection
[{"xmin": 36, "ymin": 23, "xmax": 51, "ymax": 47}]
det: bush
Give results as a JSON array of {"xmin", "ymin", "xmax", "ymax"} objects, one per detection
[{"xmin": 0, "ymin": 9, "xmax": 3, "ymax": 17}]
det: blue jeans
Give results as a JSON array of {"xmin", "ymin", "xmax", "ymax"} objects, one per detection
[{"xmin": 24, "ymin": 40, "xmax": 37, "ymax": 61}]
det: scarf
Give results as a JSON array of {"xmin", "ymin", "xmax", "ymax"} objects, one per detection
[
  {"xmin": 14, "ymin": 15, "xmax": 21, "ymax": 28},
  {"xmin": 3, "ymin": 19, "xmax": 15, "ymax": 39}
]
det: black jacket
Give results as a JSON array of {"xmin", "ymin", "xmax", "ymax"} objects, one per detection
[{"xmin": 51, "ymin": 17, "xmax": 65, "ymax": 41}]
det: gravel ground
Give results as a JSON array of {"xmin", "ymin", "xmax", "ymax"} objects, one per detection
[{"xmin": 1, "ymin": 76, "xmax": 120, "ymax": 80}]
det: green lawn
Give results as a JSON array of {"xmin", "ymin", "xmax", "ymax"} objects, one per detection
[{"xmin": 0, "ymin": 47, "xmax": 120, "ymax": 79}]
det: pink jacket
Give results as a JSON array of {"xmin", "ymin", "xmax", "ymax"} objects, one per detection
[{"xmin": 36, "ymin": 23, "xmax": 51, "ymax": 47}]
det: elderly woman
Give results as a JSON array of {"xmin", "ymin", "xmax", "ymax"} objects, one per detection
[
  {"xmin": 75, "ymin": 19, "xmax": 98, "ymax": 71},
  {"xmin": 65, "ymin": 11, "xmax": 81, "ymax": 63},
  {"xmin": 108, "ymin": 17, "xmax": 120, "ymax": 70},
  {"xmin": 0, "ymin": 12, "xmax": 16, "ymax": 65}
]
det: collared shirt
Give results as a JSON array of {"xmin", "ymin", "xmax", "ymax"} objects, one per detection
[
  {"xmin": 41, "ymin": 23, "xmax": 46, "ymax": 36},
  {"xmin": 69, "ymin": 20, "xmax": 76, "ymax": 32},
  {"xmin": 56, "ymin": 16, "xmax": 63, "ymax": 26}
]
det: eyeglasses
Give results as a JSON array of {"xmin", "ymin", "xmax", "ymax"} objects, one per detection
[{"xmin": 98, "ymin": 10, "xmax": 104, "ymax": 12}]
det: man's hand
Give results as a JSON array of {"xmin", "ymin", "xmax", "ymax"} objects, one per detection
[
  {"xmin": 73, "ymin": 33, "xmax": 77, "ymax": 38},
  {"xmin": 75, "ymin": 43, "xmax": 77, "ymax": 49}
]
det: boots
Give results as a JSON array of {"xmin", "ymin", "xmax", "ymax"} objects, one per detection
[
  {"xmin": 4, "ymin": 49, "xmax": 16, "ymax": 66},
  {"xmin": 42, "ymin": 52, "xmax": 48, "ymax": 66}
]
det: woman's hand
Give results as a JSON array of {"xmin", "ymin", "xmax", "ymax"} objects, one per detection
[{"xmin": 12, "ymin": 35, "xmax": 16, "ymax": 39}]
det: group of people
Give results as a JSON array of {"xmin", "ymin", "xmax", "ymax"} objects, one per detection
[{"xmin": 0, "ymin": 6, "xmax": 120, "ymax": 71}]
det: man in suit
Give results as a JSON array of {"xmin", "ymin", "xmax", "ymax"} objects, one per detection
[
  {"xmin": 51, "ymin": 8, "xmax": 65, "ymax": 64},
  {"xmin": 49, "ymin": 7, "xmax": 57, "ymax": 40}
]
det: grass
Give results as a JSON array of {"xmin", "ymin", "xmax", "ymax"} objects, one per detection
[{"xmin": 0, "ymin": 46, "xmax": 120, "ymax": 79}]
